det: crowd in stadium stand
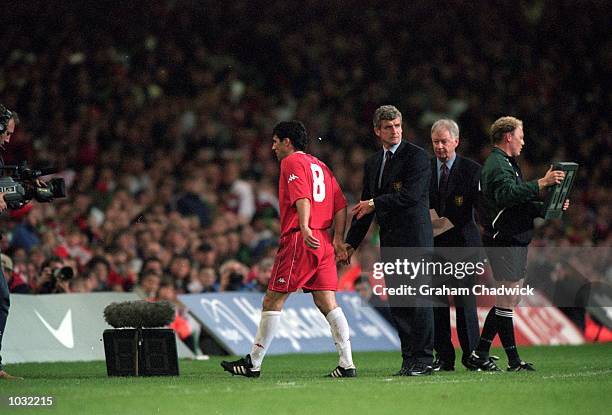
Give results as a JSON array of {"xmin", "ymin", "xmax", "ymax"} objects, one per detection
[{"xmin": 0, "ymin": 1, "xmax": 609, "ymax": 335}]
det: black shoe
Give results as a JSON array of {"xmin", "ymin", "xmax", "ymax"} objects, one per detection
[
  {"xmin": 432, "ymin": 358, "xmax": 455, "ymax": 372},
  {"xmin": 507, "ymin": 361, "xmax": 535, "ymax": 372},
  {"xmin": 327, "ymin": 366, "xmax": 357, "ymax": 378},
  {"xmin": 407, "ymin": 362, "xmax": 433, "ymax": 376},
  {"xmin": 393, "ymin": 366, "xmax": 411, "ymax": 376},
  {"xmin": 220, "ymin": 354, "xmax": 261, "ymax": 378},
  {"xmin": 465, "ymin": 352, "xmax": 501, "ymax": 372}
]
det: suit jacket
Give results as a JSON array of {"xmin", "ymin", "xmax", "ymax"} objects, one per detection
[
  {"xmin": 346, "ymin": 140, "xmax": 433, "ymax": 248},
  {"xmin": 429, "ymin": 155, "xmax": 482, "ymax": 247}
]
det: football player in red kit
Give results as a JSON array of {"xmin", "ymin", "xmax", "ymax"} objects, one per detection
[{"xmin": 222, "ymin": 120, "xmax": 356, "ymax": 378}]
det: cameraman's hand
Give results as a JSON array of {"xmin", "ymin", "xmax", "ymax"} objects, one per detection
[
  {"xmin": 34, "ymin": 179, "xmax": 47, "ymax": 187},
  {"xmin": 0, "ymin": 192, "xmax": 7, "ymax": 211}
]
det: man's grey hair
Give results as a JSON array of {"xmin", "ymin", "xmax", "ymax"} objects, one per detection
[
  {"xmin": 431, "ymin": 119, "xmax": 459, "ymax": 139},
  {"xmin": 373, "ymin": 105, "xmax": 402, "ymax": 129}
]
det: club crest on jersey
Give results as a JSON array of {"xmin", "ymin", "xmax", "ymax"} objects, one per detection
[
  {"xmin": 393, "ymin": 181, "xmax": 402, "ymax": 191},
  {"xmin": 288, "ymin": 174, "xmax": 299, "ymax": 183},
  {"xmin": 454, "ymin": 195, "xmax": 464, "ymax": 206}
]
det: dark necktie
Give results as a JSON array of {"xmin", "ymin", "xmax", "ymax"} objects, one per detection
[
  {"xmin": 378, "ymin": 150, "xmax": 393, "ymax": 190},
  {"xmin": 439, "ymin": 163, "xmax": 449, "ymax": 214}
]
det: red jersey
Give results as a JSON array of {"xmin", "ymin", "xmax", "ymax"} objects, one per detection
[{"xmin": 278, "ymin": 151, "xmax": 346, "ymax": 236}]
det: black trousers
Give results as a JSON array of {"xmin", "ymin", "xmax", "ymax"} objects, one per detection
[
  {"xmin": 383, "ymin": 269, "xmax": 434, "ymax": 366},
  {"xmin": 430, "ymin": 250, "xmax": 481, "ymax": 365},
  {"xmin": 390, "ymin": 305, "xmax": 434, "ymax": 367},
  {"xmin": 433, "ymin": 298, "xmax": 479, "ymax": 364},
  {"xmin": 0, "ymin": 267, "xmax": 9, "ymax": 370},
  {"xmin": 380, "ymin": 247, "xmax": 434, "ymax": 368}
]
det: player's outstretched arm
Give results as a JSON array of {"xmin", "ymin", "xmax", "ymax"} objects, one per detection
[{"xmin": 296, "ymin": 198, "xmax": 320, "ymax": 249}]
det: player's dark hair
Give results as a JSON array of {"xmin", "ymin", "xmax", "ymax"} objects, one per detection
[{"xmin": 273, "ymin": 120, "xmax": 308, "ymax": 151}]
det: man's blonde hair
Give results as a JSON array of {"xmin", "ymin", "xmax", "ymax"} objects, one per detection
[{"xmin": 490, "ymin": 116, "xmax": 523, "ymax": 144}]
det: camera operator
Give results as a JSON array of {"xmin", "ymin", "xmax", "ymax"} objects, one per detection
[
  {"xmin": 219, "ymin": 259, "xmax": 249, "ymax": 291},
  {"xmin": 0, "ymin": 104, "xmax": 22, "ymax": 380},
  {"xmin": 36, "ymin": 256, "xmax": 74, "ymax": 294}
]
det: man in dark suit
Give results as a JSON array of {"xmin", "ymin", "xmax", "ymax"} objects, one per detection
[
  {"xmin": 345, "ymin": 105, "xmax": 434, "ymax": 376},
  {"xmin": 428, "ymin": 119, "xmax": 482, "ymax": 371}
]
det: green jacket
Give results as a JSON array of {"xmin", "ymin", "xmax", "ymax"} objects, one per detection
[{"xmin": 480, "ymin": 147, "xmax": 543, "ymax": 244}]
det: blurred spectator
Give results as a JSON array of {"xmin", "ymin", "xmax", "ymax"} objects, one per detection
[
  {"xmin": 70, "ymin": 271, "xmax": 97, "ymax": 293},
  {"xmin": 36, "ymin": 256, "xmax": 73, "ymax": 294},
  {"xmin": 196, "ymin": 267, "xmax": 218, "ymax": 293},
  {"xmin": 193, "ymin": 243, "xmax": 218, "ymax": 269},
  {"xmin": 221, "ymin": 160, "xmax": 256, "ymax": 224},
  {"xmin": 218, "ymin": 259, "xmax": 250, "ymax": 292},
  {"xmin": 176, "ymin": 174, "xmax": 212, "ymax": 227},
  {"xmin": 245, "ymin": 258, "xmax": 274, "ymax": 292},
  {"xmin": 2, "ymin": 254, "xmax": 29, "ymax": 293},
  {"xmin": 9, "ymin": 204, "xmax": 41, "ymax": 252},
  {"xmin": 157, "ymin": 278, "xmax": 198, "ymax": 353},
  {"xmin": 141, "ymin": 257, "xmax": 164, "ymax": 276},
  {"xmin": 354, "ymin": 277, "xmax": 395, "ymax": 326},
  {"xmin": 168, "ymin": 254, "xmax": 192, "ymax": 293},
  {"xmin": 85, "ymin": 256, "xmax": 111, "ymax": 292},
  {"xmin": 133, "ymin": 269, "xmax": 161, "ymax": 300}
]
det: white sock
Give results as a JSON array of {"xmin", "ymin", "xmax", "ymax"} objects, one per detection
[
  {"xmin": 325, "ymin": 307, "xmax": 354, "ymax": 369},
  {"xmin": 249, "ymin": 310, "xmax": 281, "ymax": 370}
]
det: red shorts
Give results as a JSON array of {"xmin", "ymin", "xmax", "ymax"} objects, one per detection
[{"xmin": 268, "ymin": 229, "xmax": 338, "ymax": 293}]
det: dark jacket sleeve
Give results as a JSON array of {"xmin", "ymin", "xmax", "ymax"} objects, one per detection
[
  {"xmin": 345, "ymin": 161, "xmax": 374, "ymax": 249},
  {"xmin": 471, "ymin": 162, "xmax": 483, "ymax": 226}
]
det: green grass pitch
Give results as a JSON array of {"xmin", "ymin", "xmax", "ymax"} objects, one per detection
[{"xmin": 1, "ymin": 344, "xmax": 610, "ymax": 415}]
